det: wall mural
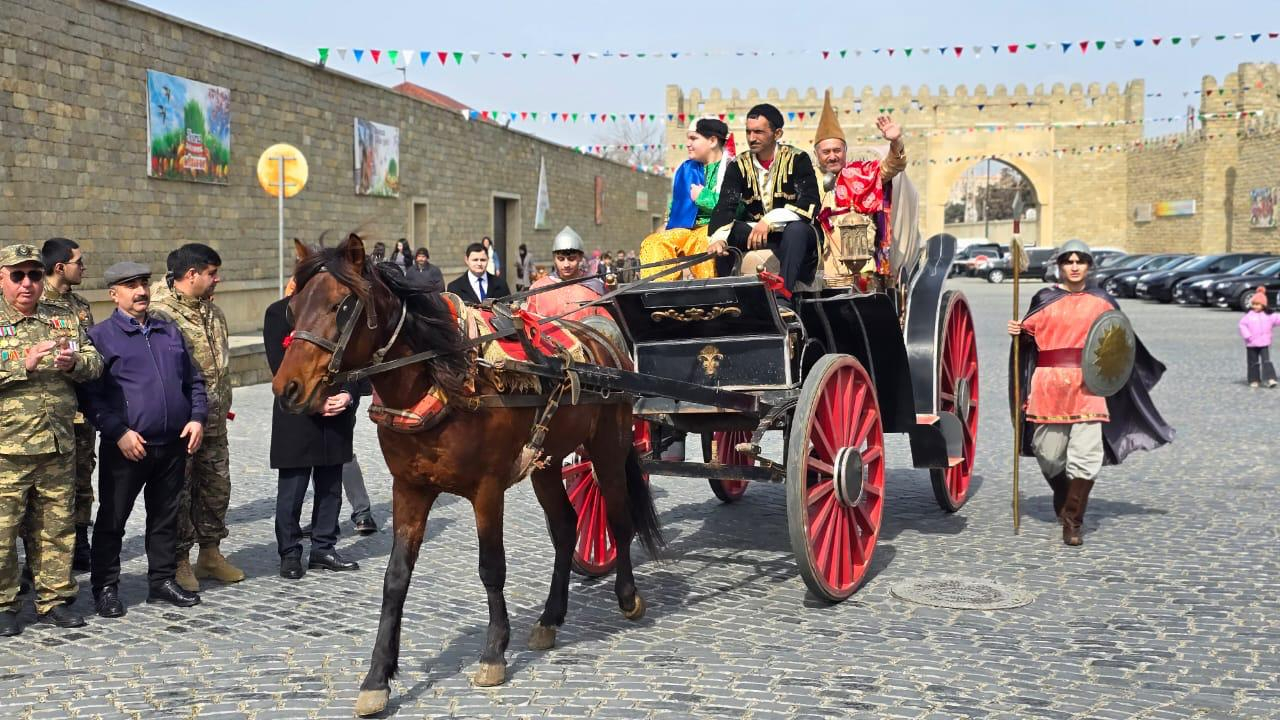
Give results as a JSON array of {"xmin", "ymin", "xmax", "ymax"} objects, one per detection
[
  {"xmin": 146, "ymin": 70, "xmax": 231, "ymax": 184},
  {"xmin": 354, "ymin": 118, "xmax": 400, "ymax": 197}
]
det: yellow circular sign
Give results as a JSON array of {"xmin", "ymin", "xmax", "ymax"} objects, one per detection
[{"xmin": 256, "ymin": 143, "xmax": 308, "ymax": 198}]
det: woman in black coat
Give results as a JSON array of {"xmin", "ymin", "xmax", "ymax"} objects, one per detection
[{"xmin": 263, "ymin": 296, "xmax": 364, "ymax": 579}]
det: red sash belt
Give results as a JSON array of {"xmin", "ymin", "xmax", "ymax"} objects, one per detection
[{"xmin": 1037, "ymin": 348, "xmax": 1082, "ymax": 368}]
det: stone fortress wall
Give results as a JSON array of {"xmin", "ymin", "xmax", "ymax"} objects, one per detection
[
  {"xmin": 668, "ymin": 62, "xmax": 1280, "ymax": 255},
  {"xmin": 0, "ymin": 0, "xmax": 671, "ymax": 333}
]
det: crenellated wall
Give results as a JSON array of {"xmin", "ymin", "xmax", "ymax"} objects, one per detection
[{"xmin": 670, "ymin": 63, "xmax": 1280, "ymax": 254}]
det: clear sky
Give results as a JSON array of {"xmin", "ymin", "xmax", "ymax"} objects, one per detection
[{"xmin": 135, "ymin": 0, "xmax": 1280, "ymax": 149}]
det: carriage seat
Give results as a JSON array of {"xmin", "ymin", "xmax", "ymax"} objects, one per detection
[{"xmin": 739, "ymin": 249, "xmax": 825, "ymax": 293}]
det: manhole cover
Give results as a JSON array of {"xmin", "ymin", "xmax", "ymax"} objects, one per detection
[{"xmin": 890, "ymin": 575, "xmax": 1035, "ymax": 610}]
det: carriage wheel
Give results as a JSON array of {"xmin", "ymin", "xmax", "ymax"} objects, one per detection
[
  {"xmin": 786, "ymin": 354, "xmax": 885, "ymax": 602},
  {"xmin": 703, "ymin": 430, "xmax": 751, "ymax": 502},
  {"xmin": 565, "ymin": 420, "xmax": 651, "ymax": 577},
  {"xmin": 930, "ymin": 292, "xmax": 979, "ymax": 512}
]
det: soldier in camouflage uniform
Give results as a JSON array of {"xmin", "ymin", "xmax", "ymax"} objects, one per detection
[
  {"xmin": 37, "ymin": 238, "xmax": 96, "ymax": 572},
  {"xmin": 0, "ymin": 243, "xmax": 103, "ymax": 635},
  {"xmin": 149, "ymin": 244, "xmax": 242, "ymax": 591}
]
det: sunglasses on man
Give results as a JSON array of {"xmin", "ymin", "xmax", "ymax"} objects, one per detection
[{"xmin": 7, "ymin": 269, "xmax": 44, "ymax": 284}]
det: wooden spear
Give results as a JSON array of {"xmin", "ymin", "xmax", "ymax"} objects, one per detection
[{"xmin": 1010, "ymin": 238, "xmax": 1029, "ymax": 534}]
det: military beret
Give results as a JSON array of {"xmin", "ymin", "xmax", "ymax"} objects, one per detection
[
  {"xmin": 103, "ymin": 261, "xmax": 153, "ymax": 286},
  {"xmin": 0, "ymin": 244, "xmax": 41, "ymax": 268}
]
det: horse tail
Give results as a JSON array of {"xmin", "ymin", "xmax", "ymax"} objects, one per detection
[{"xmin": 625, "ymin": 446, "xmax": 664, "ymax": 559}]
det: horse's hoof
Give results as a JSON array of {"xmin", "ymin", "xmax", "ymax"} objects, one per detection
[
  {"xmin": 528, "ymin": 623, "xmax": 557, "ymax": 651},
  {"xmin": 472, "ymin": 661, "xmax": 507, "ymax": 687},
  {"xmin": 622, "ymin": 593, "xmax": 646, "ymax": 621},
  {"xmin": 355, "ymin": 688, "xmax": 389, "ymax": 717}
]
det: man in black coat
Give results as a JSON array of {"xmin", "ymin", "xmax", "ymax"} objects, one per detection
[
  {"xmin": 446, "ymin": 242, "xmax": 510, "ymax": 303},
  {"xmin": 263, "ymin": 297, "xmax": 363, "ymax": 579}
]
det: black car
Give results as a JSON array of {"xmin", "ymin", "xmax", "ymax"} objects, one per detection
[
  {"xmin": 1135, "ymin": 253, "xmax": 1270, "ymax": 303},
  {"xmin": 984, "ymin": 247, "xmax": 1056, "ymax": 283},
  {"xmin": 1207, "ymin": 261, "xmax": 1280, "ymax": 309},
  {"xmin": 1043, "ymin": 249, "xmax": 1128, "ymax": 283},
  {"xmin": 1173, "ymin": 256, "xmax": 1277, "ymax": 305},
  {"xmin": 1104, "ymin": 254, "xmax": 1192, "ymax": 298},
  {"xmin": 1088, "ymin": 253, "xmax": 1151, "ymax": 285},
  {"xmin": 950, "ymin": 243, "xmax": 1005, "ymax": 277}
]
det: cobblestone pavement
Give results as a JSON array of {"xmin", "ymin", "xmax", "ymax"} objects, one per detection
[{"xmin": 2, "ymin": 280, "xmax": 1277, "ymax": 719}]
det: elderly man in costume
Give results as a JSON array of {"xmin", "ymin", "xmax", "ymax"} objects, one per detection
[
  {"xmin": 638, "ymin": 118, "xmax": 732, "ymax": 281},
  {"xmin": 811, "ymin": 91, "xmax": 907, "ymax": 288},
  {"xmin": 1008, "ymin": 240, "xmax": 1174, "ymax": 546},
  {"xmin": 525, "ymin": 227, "xmax": 608, "ymax": 323},
  {"xmin": 707, "ymin": 103, "xmax": 821, "ymax": 307}
]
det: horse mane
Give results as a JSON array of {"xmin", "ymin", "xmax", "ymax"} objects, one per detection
[{"xmin": 296, "ymin": 241, "xmax": 470, "ymax": 400}]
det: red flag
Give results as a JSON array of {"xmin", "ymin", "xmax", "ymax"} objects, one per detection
[
  {"xmin": 571, "ymin": 53, "xmax": 581, "ymax": 63},
  {"xmin": 1008, "ymin": 44, "xmax": 1019, "ymax": 53},
  {"xmin": 502, "ymin": 52, "xmax": 512, "ymax": 59},
  {"xmin": 1152, "ymin": 37, "xmax": 1162, "ymax": 45},
  {"xmin": 718, "ymin": 113, "xmax": 726, "ymax": 121},
  {"xmin": 678, "ymin": 113, "xmax": 686, "ymax": 123},
  {"xmin": 437, "ymin": 52, "xmax": 448, "ymax": 65},
  {"xmin": 370, "ymin": 49, "xmax": 382, "ymax": 63},
  {"xmin": 798, "ymin": 111, "xmax": 806, "ymax": 120},
  {"xmin": 520, "ymin": 111, "xmax": 527, "ymax": 120},
  {"xmin": 888, "ymin": 48, "xmax": 895, "ymax": 56},
  {"xmin": 1079, "ymin": 41, "xmax": 1088, "ymax": 53},
  {"xmin": 953, "ymin": 46, "xmax": 963, "ymax": 57},
  {"xmin": 822, "ymin": 50, "xmax": 829, "ymax": 59}
]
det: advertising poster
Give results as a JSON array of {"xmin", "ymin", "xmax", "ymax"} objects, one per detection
[
  {"xmin": 354, "ymin": 118, "xmax": 400, "ymax": 197},
  {"xmin": 146, "ymin": 70, "xmax": 231, "ymax": 184},
  {"xmin": 1250, "ymin": 187, "xmax": 1278, "ymax": 228}
]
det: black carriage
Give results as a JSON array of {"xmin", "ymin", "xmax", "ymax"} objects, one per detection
[{"xmin": 561, "ymin": 234, "xmax": 981, "ymax": 601}]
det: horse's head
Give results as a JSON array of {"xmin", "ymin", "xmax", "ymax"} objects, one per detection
[{"xmin": 273, "ymin": 233, "xmax": 382, "ymax": 414}]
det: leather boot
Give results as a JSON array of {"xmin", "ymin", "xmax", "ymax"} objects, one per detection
[
  {"xmin": 1046, "ymin": 473, "xmax": 1069, "ymax": 517},
  {"xmin": 195, "ymin": 544, "xmax": 245, "ymax": 583},
  {"xmin": 1060, "ymin": 478, "xmax": 1095, "ymax": 546},
  {"xmin": 72, "ymin": 524, "xmax": 92, "ymax": 573},
  {"xmin": 175, "ymin": 554, "xmax": 200, "ymax": 592}
]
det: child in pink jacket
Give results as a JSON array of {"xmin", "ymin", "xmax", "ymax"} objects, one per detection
[{"xmin": 1238, "ymin": 286, "xmax": 1280, "ymax": 387}]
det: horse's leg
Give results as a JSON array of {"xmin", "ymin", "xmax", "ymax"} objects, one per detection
[
  {"xmin": 527, "ymin": 461, "xmax": 575, "ymax": 650},
  {"xmin": 355, "ymin": 482, "xmax": 438, "ymax": 717},
  {"xmin": 585, "ymin": 413, "xmax": 645, "ymax": 621},
  {"xmin": 470, "ymin": 483, "xmax": 511, "ymax": 687}
]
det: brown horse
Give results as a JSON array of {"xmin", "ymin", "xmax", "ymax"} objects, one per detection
[{"xmin": 271, "ymin": 234, "xmax": 661, "ymax": 717}]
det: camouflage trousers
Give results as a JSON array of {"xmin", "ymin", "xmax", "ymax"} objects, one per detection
[
  {"xmin": 73, "ymin": 422, "xmax": 96, "ymax": 526},
  {"xmin": 0, "ymin": 451, "xmax": 76, "ymax": 614},
  {"xmin": 177, "ymin": 433, "xmax": 230, "ymax": 555}
]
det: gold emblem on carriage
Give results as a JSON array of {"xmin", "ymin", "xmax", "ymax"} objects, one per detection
[
  {"xmin": 697, "ymin": 344, "xmax": 724, "ymax": 378},
  {"xmin": 650, "ymin": 306, "xmax": 742, "ymax": 323}
]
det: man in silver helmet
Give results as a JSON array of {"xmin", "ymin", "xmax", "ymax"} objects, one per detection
[{"xmin": 525, "ymin": 226, "xmax": 608, "ymax": 322}]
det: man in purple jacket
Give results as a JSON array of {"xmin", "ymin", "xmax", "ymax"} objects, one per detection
[{"xmin": 81, "ymin": 262, "xmax": 207, "ymax": 617}]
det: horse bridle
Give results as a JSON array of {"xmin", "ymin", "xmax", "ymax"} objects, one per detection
[{"xmin": 287, "ymin": 267, "xmax": 407, "ymax": 388}]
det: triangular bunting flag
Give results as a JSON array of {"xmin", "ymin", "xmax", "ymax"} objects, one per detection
[
  {"xmin": 370, "ymin": 49, "xmax": 381, "ymax": 63},
  {"xmin": 717, "ymin": 113, "xmax": 726, "ymax": 121},
  {"xmin": 551, "ymin": 112, "xmax": 559, "ymax": 121},
  {"xmin": 839, "ymin": 50, "xmax": 848, "ymax": 58},
  {"xmin": 589, "ymin": 113, "xmax": 597, "ymax": 122},
  {"xmin": 1113, "ymin": 39, "xmax": 1124, "ymax": 49},
  {"xmin": 1171, "ymin": 37, "xmax": 1181, "ymax": 45},
  {"xmin": 1095, "ymin": 40, "xmax": 1105, "ymax": 50},
  {"xmin": 991, "ymin": 45, "xmax": 1000, "ymax": 54},
  {"xmin": 1152, "ymin": 37, "xmax": 1162, "ymax": 46},
  {"xmin": 822, "ymin": 50, "xmax": 829, "ymax": 59},
  {"xmin": 502, "ymin": 52, "xmax": 512, "ymax": 59},
  {"xmin": 953, "ymin": 46, "xmax": 963, "ymax": 57},
  {"xmin": 521, "ymin": 52, "xmax": 528, "ymax": 59},
  {"xmin": 570, "ymin": 113, "xmax": 578, "ymax": 122},
  {"xmin": 629, "ymin": 113, "xmax": 636, "ymax": 122},
  {"xmin": 905, "ymin": 48, "xmax": 913, "ymax": 57},
  {"xmin": 1008, "ymin": 44, "xmax": 1019, "ymax": 53},
  {"xmin": 922, "ymin": 48, "xmax": 931, "ymax": 55},
  {"xmin": 873, "ymin": 48, "xmax": 881, "ymax": 54},
  {"xmin": 387, "ymin": 50, "xmax": 398, "ymax": 65},
  {"xmin": 1271, "ymin": 32, "xmax": 1279, "ymax": 39},
  {"xmin": 318, "ymin": 48, "xmax": 329, "ymax": 63},
  {"xmin": 1133, "ymin": 38, "xmax": 1144, "ymax": 47},
  {"xmin": 531, "ymin": 112, "xmax": 538, "ymax": 120},
  {"xmin": 437, "ymin": 52, "xmax": 448, "ymax": 65},
  {"xmin": 1251, "ymin": 33, "xmax": 1262, "ymax": 43},
  {"xmin": 336, "ymin": 48, "xmax": 348, "ymax": 61},
  {"xmin": 1214, "ymin": 34, "xmax": 1225, "ymax": 41},
  {"xmin": 419, "ymin": 51, "xmax": 430, "ymax": 65},
  {"xmin": 797, "ymin": 111, "xmax": 806, "ymax": 120},
  {"xmin": 353, "ymin": 49, "xmax": 364, "ymax": 62},
  {"xmin": 572, "ymin": 53, "xmax": 581, "ymax": 63},
  {"xmin": 1061, "ymin": 42, "xmax": 1071, "ymax": 53},
  {"xmin": 887, "ymin": 48, "xmax": 895, "ymax": 57},
  {"xmin": 1026, "ymin": 43, "xmax": 1037, "ymax": 50},
  {"xmin": 787, "ymin": 111, "xmax": 796, "ymax": 121},
  {"xmin": 453, "ymin": 52, "xmax": 464, "ymax": 64},
  {"xmin": 470, "ymin": 52, "xmax": 479, "ymax": 63},
  {"xmin": 520, "ymin": 111, "xmax": 528, "ymax": 120},
  {"xmin": 972, "ymin": 45, "xmax": 982, "ymax": 56},
  {"xmin": 977, "ymin": 104, "xmax": 985, "ymax": 111},
  {"xmin": 727, "ymin": 113, "xmax": 735, "ymax": 121},
  {"xmin": 1189, "ymin": 36, "xmax": 1201, "ymax": 46},
  {"xmin": 1078, "ymin": 41, "xmax": 1088, "ymax": 53}
]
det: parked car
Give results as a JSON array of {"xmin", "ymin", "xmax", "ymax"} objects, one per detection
[
  {"xmin": 1088, "ymin": 253, "xmax": 1151, "ymax": 285},
  {"xmin": 1173, "ymin": 256, "xmax": 1277, "ymax": 305},
  {"xmin": 1207, "ymin": 261, "xmax": 1280, "ymax": 309},
  {"xmin": 1104, "ymin": 254, "xmax": 1193, "ymax": 298},
  {"xmin": 1042, "ymin": 248, "xmax": 1128, "ymax": 282},
  {"xmin": 1135, "ymin": 253, "xmax": 1270, "ymax": 303},
  {"xmin": 984, "ymin": 247, "xmax": 1056, "ymax": 283},
  {"xmin": 949, "ymin": 243, "xmax": 1005, "ymax": 277}
]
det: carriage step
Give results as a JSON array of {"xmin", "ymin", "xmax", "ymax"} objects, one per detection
[
  {"xmin": 643, "ymin": 460, "xmax": 785, "ymax": 485},
  {"xmin": 915, "ymin": 413, "xmax": 939, "ymax": 426}
]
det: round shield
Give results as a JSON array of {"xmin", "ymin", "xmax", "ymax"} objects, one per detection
[{"xmin": 1082, "ymin": 309, "xmax": 1136, "ymax": 397}]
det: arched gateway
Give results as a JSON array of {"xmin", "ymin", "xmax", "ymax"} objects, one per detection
[{"xmin": 666, "ymin": 80, "xmax": 1143, "ymax": 247}]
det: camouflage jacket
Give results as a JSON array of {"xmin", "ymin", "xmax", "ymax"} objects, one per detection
[
  {"xmin": 41, "ymin": 284, "xmax": 95, "ymax": 424},
  {"xmin": 150, "ymin": 285, "xmax": 231, "ymax": 436},
  {"xmin": 0, "ymin": 299, "xmax": 103, "ymax": 455}
]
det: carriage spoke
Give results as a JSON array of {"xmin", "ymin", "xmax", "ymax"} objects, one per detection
[{"xmin": 807, "ymin": 457, "xmax": 836, "ymax": 477}]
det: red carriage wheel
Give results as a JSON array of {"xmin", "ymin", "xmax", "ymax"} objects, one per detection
[
  {"xmin": 786, "ymin": 354, "xmax": 885, "ymax": 602},
  {"xmin": 703, "ymin": 430, "xmax": 751, "ymax": 502},
  {"xmin": 930, "ymin": 291, "xmax": 979, "ymax": 512},
  {"xmin": 566, "ymin": 420, "xmax": 651, "ymax": 577}
]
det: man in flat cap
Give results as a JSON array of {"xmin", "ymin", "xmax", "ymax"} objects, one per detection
[
  {"xmin": 0, "ymin": 243, "xmax": 102, "ymax": 636},
  {"xmin": 81, "ymin": 262, "xmax": 207, "ymax": 616}
]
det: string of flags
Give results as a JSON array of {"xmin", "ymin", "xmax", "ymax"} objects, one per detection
[{"xmin": 316, "ymin": 32, "xmax": 1278, "ymax": 66}]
